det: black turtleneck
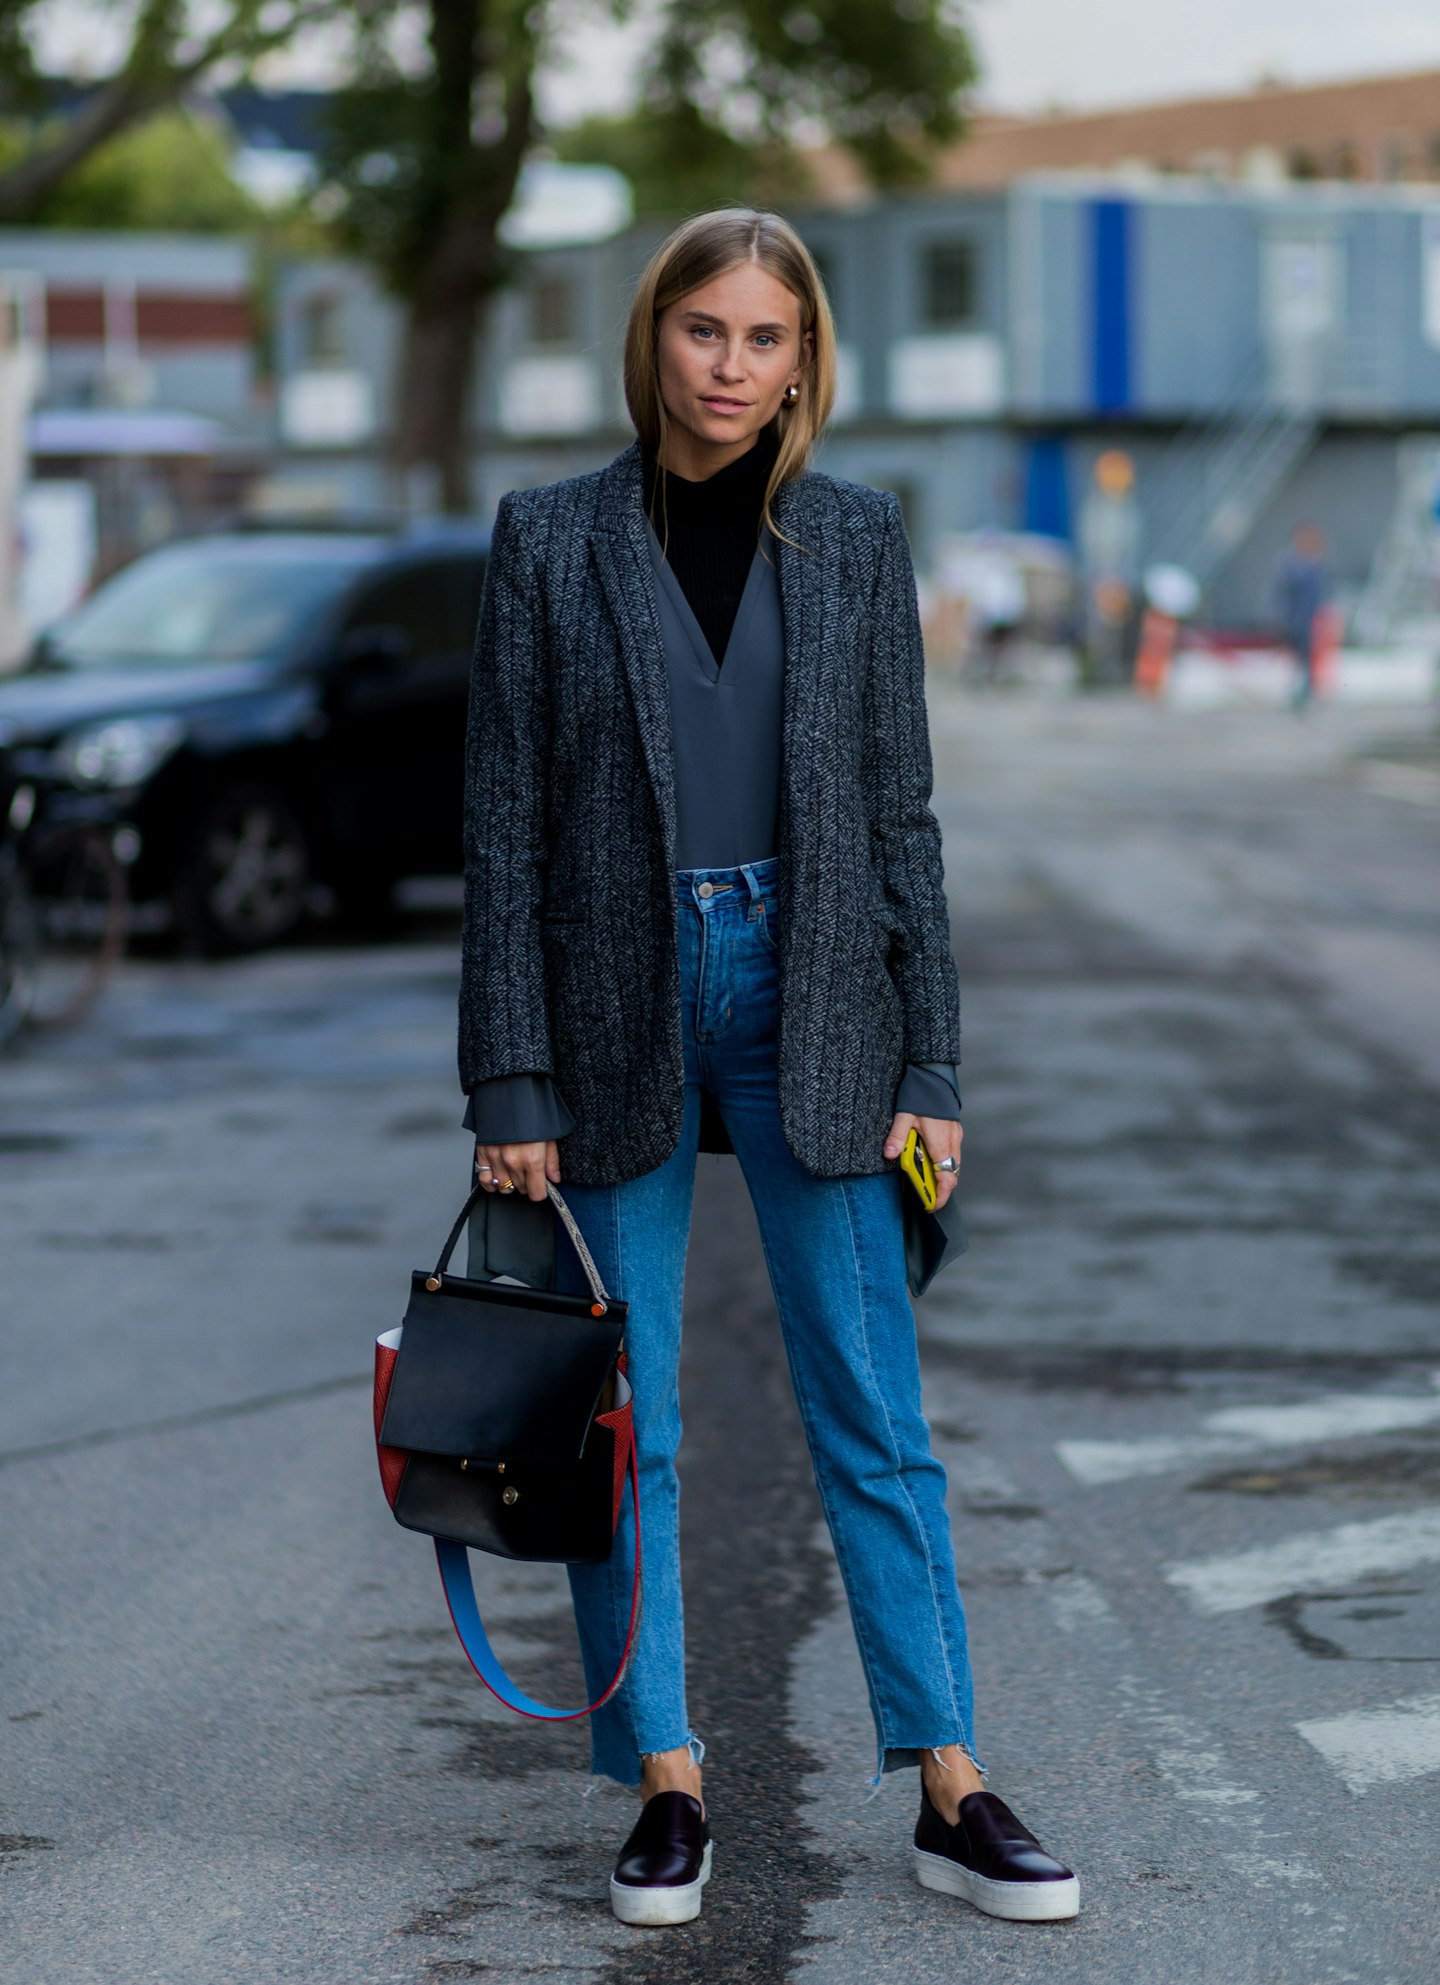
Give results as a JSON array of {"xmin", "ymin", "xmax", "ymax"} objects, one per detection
[{"xmin": 641, "ymin": 431, "xmax": 779, "ymax": 667}]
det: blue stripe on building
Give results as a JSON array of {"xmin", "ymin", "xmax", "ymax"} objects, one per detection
[
  {"xmin": 1023, "ymin": 434, "xmax": 1071, "ymax": 540},
  {"xmin": 1091, "ymin": 199, "xmax": 1134, "ymax": 413}
]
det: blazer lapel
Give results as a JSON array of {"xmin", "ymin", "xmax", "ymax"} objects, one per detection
[
  {"xmin": 590, "ymin": 443, "xmax": 678, "ymax": 866},
  {"xmin": 772, "ymin": 472, "xmax": 841, "ymax": 886}
]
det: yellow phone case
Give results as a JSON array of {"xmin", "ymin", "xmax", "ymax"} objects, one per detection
[{"xmin": 898, "ymin": 1125, "xmax": 938, "ymax": 1212}]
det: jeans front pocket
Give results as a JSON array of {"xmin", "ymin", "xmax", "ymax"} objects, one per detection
[{"xmin": 750, "ymin": 893, "xmax": 782, "ymax": 957}]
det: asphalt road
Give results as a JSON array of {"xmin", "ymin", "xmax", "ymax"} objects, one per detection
[{"xmin": 1, "ymin": 689, "xmax": 1437, "ymax": 1985}]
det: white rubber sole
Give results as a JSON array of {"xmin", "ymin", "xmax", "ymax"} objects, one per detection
[
  {"xmin": 610, "ymin": 1840, "xmax": 714, "ymax": 1926},
  {"xmin": 914, "ymin": 1845, "xmax": 1079, "ymax": 1922}
]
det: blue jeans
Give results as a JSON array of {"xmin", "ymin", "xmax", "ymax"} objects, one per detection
[{"xmin": 553, "ymin": 855, "xmax": 981, "ymax": 1787}]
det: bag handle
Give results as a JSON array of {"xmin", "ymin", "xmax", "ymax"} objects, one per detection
[
  {"xmin": 434, "ymin": 1179, "xmax": 611, "ymax": 1311},
  {"xmin": 433, "ymin": 1440, "xmax": 641, "ymax": 1719}
]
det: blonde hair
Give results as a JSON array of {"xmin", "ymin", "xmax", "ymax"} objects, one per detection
[{"xmin": 622, "ymin": 207, "xmax": 837, "ymax": 545}]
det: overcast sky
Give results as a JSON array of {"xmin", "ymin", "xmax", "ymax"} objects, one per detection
[{"xmin": 34, "ymin": 1, "xmax": 1440, "ymax": 122}]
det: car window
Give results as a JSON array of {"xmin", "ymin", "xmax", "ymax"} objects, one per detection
[
  {"xmin": 47, "ymin": 545, "xmax": 365, "ymax": 669},
  {"xmin": 345, "ymin": 557, "xmax": 486, "ymax": 661}
]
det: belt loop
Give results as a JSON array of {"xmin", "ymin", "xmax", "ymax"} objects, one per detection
[{"xmin": 739, "ymin": 862, "xmax": 764, "ymax": 915}]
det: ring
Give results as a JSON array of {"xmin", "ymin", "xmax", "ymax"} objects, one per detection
[
  {"xmin": 499, "ymin": 1180, "xmax": 515, "ymax": 1192},
  {"xmin": 937, "ymin": 1156, "xmax": 959, "ymax": 1172},
  {"xmin": 476, "ymin": 1163, "xmax": 492, "ymax": 1174}
]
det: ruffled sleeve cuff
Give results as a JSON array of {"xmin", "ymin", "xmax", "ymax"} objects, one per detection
[
  {"xmin": 895, "ymin": 1061, "xmax": 962, "ymax": 1120},
  {"xmin": 463, "ymin": 1072, "xmax": 577, "ymax": 1144}
]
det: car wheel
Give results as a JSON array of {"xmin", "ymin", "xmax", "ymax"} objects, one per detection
[{"xmin": 175, "ymin": 780, "xmax": 312, "ymax": 954}]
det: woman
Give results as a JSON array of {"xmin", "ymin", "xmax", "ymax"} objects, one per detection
[{"xmin": 459, "ymin": 207, "xmax": 1077, "ymax": 1929}]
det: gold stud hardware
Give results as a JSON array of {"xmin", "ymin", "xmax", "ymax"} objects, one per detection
[
  {"xmin": 497, "ymin": 1462, "xmax": 506, "ymax": 1474},
  {"xmin": 425, "ymin": 1275, "xmax": 441, "ymax": 1291},
  {"xmin": 502, "ymin": 1486, "xmax": 519, "ymax": 1506},
  {"xmin": 460, "ymin": 1458, "xmax": 469, "ymax": 1472}
]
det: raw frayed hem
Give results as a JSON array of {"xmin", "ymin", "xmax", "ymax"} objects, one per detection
[
  {"xmin": 856, "ymin": 1739, "xmax": 989, "ymax": 1807},
  {"xmin": 579, "ymin": 1732, "xmax": 705, "ymax": 1800}
]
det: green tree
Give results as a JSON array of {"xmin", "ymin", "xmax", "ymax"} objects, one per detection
[
  {"xmin": 0, "ymin": 0, "xmax": 334, "ymax": 221},
  {"xmin": 549, "ymin": 104, "xmax": 813, "ymax": 216},
  {"xmin": 0, "ymin": 106, "xmax": 260, "ymax": 230},
  {"xmin": 316, "ymin": 0, "xmax": 978, "ymax": 510}
]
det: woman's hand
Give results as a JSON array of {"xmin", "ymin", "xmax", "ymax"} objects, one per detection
[
  {"xmin": 883, "ymin": 1113, "xmax": 962, "ymax": 1209},
  {"xmin": 475, "ymin": 1138, "xmax": 561, "ymax": 1201}
]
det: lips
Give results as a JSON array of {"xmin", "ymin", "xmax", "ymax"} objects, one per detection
[{"xmin": 700, "ymin": 397, "xmax": 751, "ymax": 412}]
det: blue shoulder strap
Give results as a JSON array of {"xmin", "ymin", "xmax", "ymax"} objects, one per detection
[{"xmin": 433, "ymin": 1445, "xmax": 642, "ymax": 1721}]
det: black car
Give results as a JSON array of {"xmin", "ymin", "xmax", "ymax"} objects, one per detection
[{"xmin": 0, "ymin": 523, "xmax": 489, "ymax": 951}]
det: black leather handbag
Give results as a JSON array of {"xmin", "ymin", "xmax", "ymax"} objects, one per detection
[{"xmin": 373, "ymin": 1180, "xmax": 640, "ymax": 1719}]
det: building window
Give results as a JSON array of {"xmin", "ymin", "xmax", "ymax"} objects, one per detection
[
  {"xmin": 530, "ymin": 274, "xmax": 575, "ymax": 347},
  {"xmin": 920, "ymin": 239, "xmax": 978, "ymax": 329},
  {"xmin": 301, "ymin": 292, "xmax": 346, "ymax": 367}
]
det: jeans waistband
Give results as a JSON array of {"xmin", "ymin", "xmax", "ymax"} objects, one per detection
[
  {"xmin": 674, "ymin": 853, "xmax": 780, "ymax": 911},
  {"xmin": 674, "ymin": 854, "xmax": 780, "ymax": 879}
]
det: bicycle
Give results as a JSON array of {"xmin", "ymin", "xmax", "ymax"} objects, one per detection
[{"xmin": 0, "ymin": 760, "xmax": 133, "ymax": 1050}]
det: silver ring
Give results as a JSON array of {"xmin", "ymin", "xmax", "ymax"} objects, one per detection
[
  {"xmin": 476, "ymin": 1163, "xmax": 492, "ymax": 1174},
  {"xmin": 937, "ymin": 1156, "xmax": 959, "ymax": 1173}
]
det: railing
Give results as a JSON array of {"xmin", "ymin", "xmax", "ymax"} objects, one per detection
[
  {"xmin": 1144, "ymin": 353, "xmax": 1321, "ymax": 593},
  {"xmin": 1352, "ymin": 436, "xmax": 1440, "ymax": 645}
]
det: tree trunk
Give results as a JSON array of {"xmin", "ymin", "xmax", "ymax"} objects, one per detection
[
  {"xmin": 390, "ymin": 280, "xmax": 495, "ymax": 513},
  {"xmin": 385, "ymin": 0, "xmax": 534, "ymax": 514}
]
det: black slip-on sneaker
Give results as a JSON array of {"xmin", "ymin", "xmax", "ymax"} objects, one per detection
[
  {"xmin": 913, "ymin": 1786, "xmax": 1079, "ymax": 1922},
  {"xmin": 610, "ymin": 1789, "xmax": 713, "ymax": 1926}
]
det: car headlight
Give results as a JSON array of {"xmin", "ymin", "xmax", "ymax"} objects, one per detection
[{"xmin": 56, "ymin": 714, "xmax": 186, "ymax": 788}]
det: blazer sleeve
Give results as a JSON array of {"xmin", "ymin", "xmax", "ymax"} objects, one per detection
[
  {"xmin": 861, "ymin": 492, "xmax": 963, "ymax": 1064},
  {"xmin": 458, "ymin": 492, "xmax": 556, "ymax": 1092}
]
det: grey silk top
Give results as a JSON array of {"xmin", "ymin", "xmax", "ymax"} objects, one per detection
[{"xmin": 464, "ymin": 454, "xmax": 960, "ymax": 1146}]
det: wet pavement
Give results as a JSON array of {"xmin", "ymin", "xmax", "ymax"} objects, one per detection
[{"xmin": 0, "ymin": 691, "xmax": 1437, "ymax": 1984}]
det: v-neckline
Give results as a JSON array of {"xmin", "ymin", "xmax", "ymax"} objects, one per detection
[{"xmin": 646, "ymin": 520, "xmax": 771, "ymax": 685}]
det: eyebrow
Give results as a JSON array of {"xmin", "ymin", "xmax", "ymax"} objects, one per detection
[{"xmin": 680, "ymin": 309, "xmax": 792, "ymax": 335}]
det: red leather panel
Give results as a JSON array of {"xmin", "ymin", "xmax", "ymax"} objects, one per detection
[
  {"xmin": 593, "ymin": 1397, "xmax": 634, "ymax": 1533},
  {"xmin": 373, "ymin": 1336, "xmax": 407, "ymax": 1509}
]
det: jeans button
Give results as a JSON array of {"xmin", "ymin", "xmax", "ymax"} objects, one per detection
[{"xmin": 698, "ymin": 881, "xmax": 715, "ymax": 897}]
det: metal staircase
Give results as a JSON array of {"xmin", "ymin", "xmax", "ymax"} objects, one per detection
[
  {"xmin": 1352, "ymin": 435, "xmax": 1440, "ymax": 646},
  {"xmin": 1143, "ymin": 352, "xmax": 1321, "ymax": 597}
]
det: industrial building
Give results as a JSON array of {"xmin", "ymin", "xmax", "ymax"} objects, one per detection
[{"xmin": 269, "ymin": 171, "xmax": 1440, "ymax": 631}]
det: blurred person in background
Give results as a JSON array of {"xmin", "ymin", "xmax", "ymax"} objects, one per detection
[
  {"xmin": 964, "ymin": 531, "xmax": 1027, "ymax": 684},
  {"xmin": 458, "ymin": 207, "xmax": 1078, "ymax": 1930},
  {"xmin": 1267, "ymin": 521, "xmax": 1333, "ymax": 710},
  {"xmin": 1078, "ymin": 448, "xmax": 1142, "ymax": 685}
]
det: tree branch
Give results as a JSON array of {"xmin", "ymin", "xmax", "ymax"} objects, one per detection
[{"xmin": 0, "ymin": 0, "xmax": 335, "ymax": 222}]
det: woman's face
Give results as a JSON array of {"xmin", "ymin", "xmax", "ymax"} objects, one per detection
[{"xmin": 654, "ymin": 259, "xmax": 811, "ymax": 466}]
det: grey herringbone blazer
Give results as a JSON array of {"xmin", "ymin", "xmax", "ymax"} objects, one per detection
[{"xmin": 457, "ymin": 439, "xmax": 960, "ymax": 1185}]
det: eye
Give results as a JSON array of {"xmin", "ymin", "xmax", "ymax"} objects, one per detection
[
  {"xmin": 690, "ymin": 325, "xmax": 717, "ymax": 340},
  {"xmin": 754, "ymin": 334, "xmax": 778, "ymax": 348}
]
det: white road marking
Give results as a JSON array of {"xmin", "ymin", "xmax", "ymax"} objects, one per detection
[
  {"xmin": 1296, "ymin": 1693, "xmax": 1440, "ymax": 1794},
  {"xmin": 1049, "ymin": 1571, "xmax": 1118, "ymax": 1634},
  {"xmin": 1165, "ymin": 1506, "xmax": 1440, "ymax": 1614},
  {"xmin": 1059, "ymin": 1377, "xmax": 1440, "ymax": 1486},
  {"xmin": 1118, "ymin": 1681, "xmax": 1323, "ymax": 1892}
]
